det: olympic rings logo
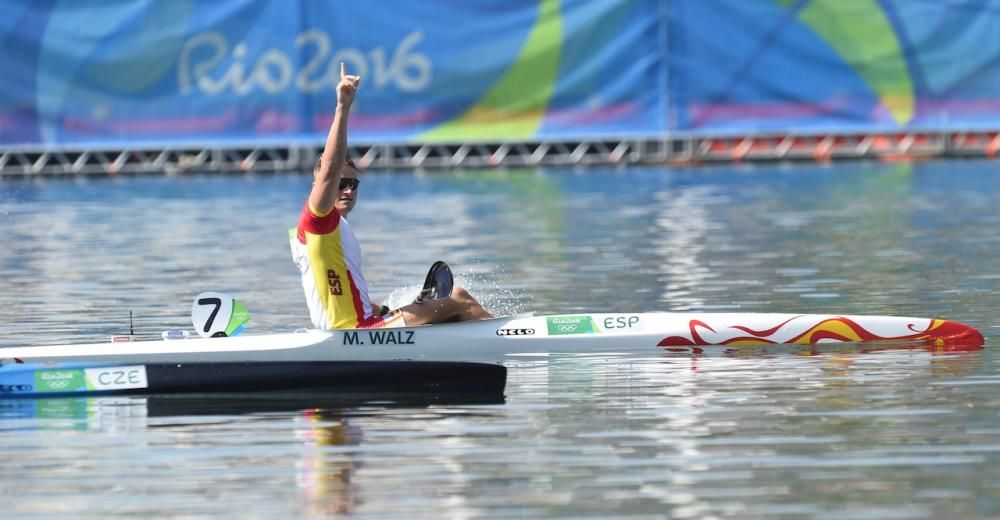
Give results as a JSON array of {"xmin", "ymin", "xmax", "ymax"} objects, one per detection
[
  {"xmin": 44, "ymin": 379, "xmax": 72, "ymax": 390},
  {"xmin": 558, "ymin": 325, "xmax": 579, "ymax": 332}
]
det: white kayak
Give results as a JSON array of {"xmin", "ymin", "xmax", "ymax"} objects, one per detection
[
  {"xmin": 0, "ymin": 312, "xmax": 983, "ymax": 398},
  {"xmin": 2, "ymin": 312, "xmax": 985, "ymax": 365}
]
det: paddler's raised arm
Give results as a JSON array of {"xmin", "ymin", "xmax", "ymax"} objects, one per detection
[{"xmin": 310, "ymin": 62, "xmax": 361, "ymax": 215}]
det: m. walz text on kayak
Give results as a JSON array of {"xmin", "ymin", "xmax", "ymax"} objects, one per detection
[{"xmin": 342, "ymin": 330, "xmax": 416, "ymax": 346}]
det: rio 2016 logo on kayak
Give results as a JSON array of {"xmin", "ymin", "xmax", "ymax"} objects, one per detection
[
  {"xmin": 35, "ymin": 369, "xmax": 86, "ymax": 393},
  {"xmin": 546, "ymin": 316, "xmax": 598, "ymax": 336}
]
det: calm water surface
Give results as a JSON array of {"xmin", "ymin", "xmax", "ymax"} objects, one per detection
[{"xmin": 1, "ymin": 160, "xmax": 998, "ymax": 518}]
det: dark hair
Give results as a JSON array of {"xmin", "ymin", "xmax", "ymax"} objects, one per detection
[{"xmin": 313, "ymin": 153, "xmax": 357, "ymax": 171}]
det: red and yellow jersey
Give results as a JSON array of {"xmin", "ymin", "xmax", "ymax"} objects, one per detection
[{"xmin": 289, "ymin": 202, "xmax": 373, "ymax": 329}]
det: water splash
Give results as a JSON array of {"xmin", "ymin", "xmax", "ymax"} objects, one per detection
[
  {"xmin": 456, "ymin": 269, "xmax": 526, "ymax": 318},
  {"xmin": 378, "ymin": 266, "xmax": 526, "ymax": 317},
  {"xmin": 380, "ymin": 284, "xmax": 425, "ymax": 310}
]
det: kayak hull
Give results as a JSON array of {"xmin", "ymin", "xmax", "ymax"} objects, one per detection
[
  {"xmin": 1, "ymin": 312, "xmax": 984, "ymax": 367},
  {"xmin": 0, "ymin": 361, "xmax": 507, "ymax": 398},
  {"xmin": 1, "ymin": 312, "xmax": 983, "ymax": 398}
]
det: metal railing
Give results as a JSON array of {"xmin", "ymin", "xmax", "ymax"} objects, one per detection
[{"xmin": 1, "ymin": 130, "xmax": 998, "ymax": 177}]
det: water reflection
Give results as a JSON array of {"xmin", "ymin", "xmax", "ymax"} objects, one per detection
[
  {"xmin": 0, "ymin": 391, "xmax": 506, "ymax": 428},
  {"xmin": 1, "ymin": 162, "xmax": 997, "ymax": 345},
  {"xmin": 653, "ymin": 186, "xmax": 720, "ymax": 311},
  {"xmin": 0, "ymin": 347, "xmax": 993, "ymax": 517},
  {"xmin": 1, "ymin": 161, "xmax": 998, "ymax": 517},
  {"xmin": 294, "ymin": 409, "xmax": 361, "ymax": 516},
  {"xmin": 0, "ymin": 391, "xmax": 508, "ymax": 517}
]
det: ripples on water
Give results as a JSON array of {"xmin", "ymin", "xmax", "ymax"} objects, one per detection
[{"xmin": 1, "ymin": 160, "xmax": 998, "ymax": 518}]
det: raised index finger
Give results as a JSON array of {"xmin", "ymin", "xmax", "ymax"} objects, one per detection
[{"xmin": 340, "ymin": 62, "xmax": 345, "ymax": 79}]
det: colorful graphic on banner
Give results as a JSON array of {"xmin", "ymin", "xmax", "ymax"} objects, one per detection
[
  {"xmin": 421, "ymin": 0, "xmax": 561, "ymax": 141},
  {"xmin": 2, "ymin": 0, "xmax": 1000, "ymax": 146},
  {"xmin": 672, "ymin": 0, "xmax": 1000, "ymax": 132},
  {"xmin": 780, "ymin": 0, "xmax": 914, "ymax": 125},
  {"xmin": 0, "ymin": 0, "xmax": 659, "ymax": 146}
]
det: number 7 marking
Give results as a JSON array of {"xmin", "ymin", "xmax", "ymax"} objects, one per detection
[{"xmin": 197, "ymin": 297, "xmax": 222, "ymax": 333}]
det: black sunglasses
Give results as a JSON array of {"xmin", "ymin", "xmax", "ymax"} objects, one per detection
[{"xmin": 339, "ymin": 178, "xmax": 360, "ymax": 190}]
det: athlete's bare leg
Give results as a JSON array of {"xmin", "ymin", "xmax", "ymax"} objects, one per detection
[{"xmin": 398, "ymin": 287, "xmax": 492, "ymax": 325}]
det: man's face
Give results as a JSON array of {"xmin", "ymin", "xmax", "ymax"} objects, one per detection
[{"xmin": 335, "ymin": 165, "xmax": 359, "ymax": 215}]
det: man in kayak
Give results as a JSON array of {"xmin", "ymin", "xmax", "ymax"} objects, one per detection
[{"xmin": 290, "ymin": 64, "xmax": 492, "ymax": 330}]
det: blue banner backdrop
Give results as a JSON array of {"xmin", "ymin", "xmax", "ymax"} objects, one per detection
[{"xmin": 2, "ymin": 0, "xmax": 1000, "ymax": 146}]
